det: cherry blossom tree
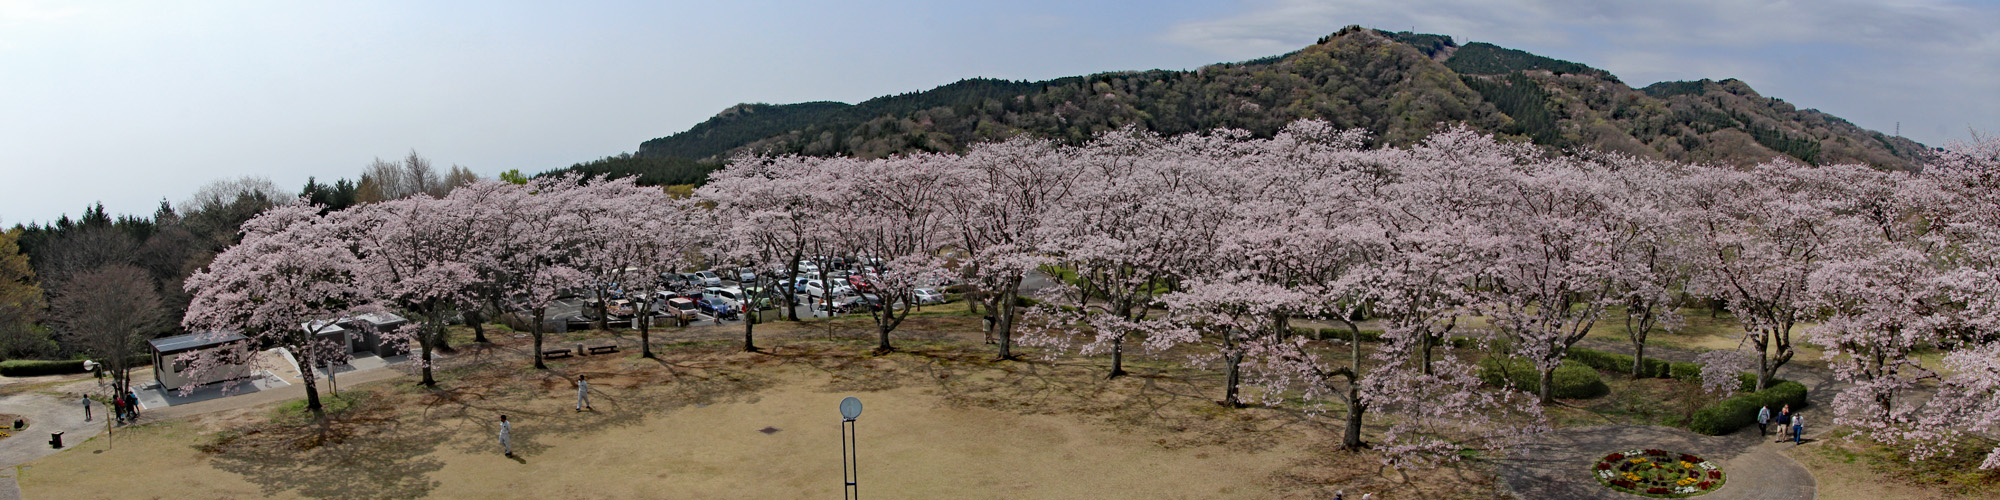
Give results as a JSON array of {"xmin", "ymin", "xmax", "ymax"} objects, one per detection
[
  {"xmin": 183, "ymin": 202, "xmax": 366, "ymax": 416},
  {"xmin": 337, "ymin": 183, "xmax": 499, "ymax": 386},
  {"xmin": 1682, "ymin": 161, "xmax": 1867, "ymax": 391},
  {"xmin": 697, "ymin": 154, "xmax": 845, "ymax": 344},
  {"xmin": 827, "ymin": 154, "xmax": 956, "ymax": 353},
  {"xmin": 1022, "ymin": 128, "xmax": 1192, "ymax": 379},
  {"xmin": 940, "ymin": 136, "xmax": 1082, "ymax": 360},
  {"xmin": 569, "ymin": 177, "xmax": 699, "ymax": 357},
  {"xmin": 487, "ymin": 176, "xmax": 589, "ymax": 369}
]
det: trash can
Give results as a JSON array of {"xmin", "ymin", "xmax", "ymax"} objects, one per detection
[{"xmin": 49, "ymin": 431, "xmax": 63, "ymax": 449}]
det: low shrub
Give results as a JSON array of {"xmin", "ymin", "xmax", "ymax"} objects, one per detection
[
  {"xmin": 1564, "ymin": 347, "xmax": 1686, "ymax": 378},
  {"xmin": 1479, "ymin": 357, "xmax": 1609, "ymax": 399},
  {"xmin": 1688, "ymin": 380, "xmax": 1809, "ymax": 435}
]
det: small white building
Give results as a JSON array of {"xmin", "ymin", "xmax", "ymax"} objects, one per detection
[{"xmin": 149, "ymin": 331, "xmax": 253, "ymax": 391}]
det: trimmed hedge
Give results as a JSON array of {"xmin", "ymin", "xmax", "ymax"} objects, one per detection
[
  {"xmin": 1308, "ymin": 327, "xmax": 1478, "ymax": 348},
  {"xmin": 1478, "ymin": 357, "xmax": 1609, "ymax": 399},
  {"xmin": 1689, "ymin": 380, "xmax": 1809, "ymax": 435},
  {"xmin": 0, "ymin": 355, "xmax": 154, "ymax": 377},
  {"xmin": 1563, "ymin": 347, "xmax": 1766, "ymax": 391}
]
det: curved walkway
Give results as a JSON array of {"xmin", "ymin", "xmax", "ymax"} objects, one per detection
[{"xmin": 1495, "ymin": 424, "xmax": 1815, "ymax": 500}]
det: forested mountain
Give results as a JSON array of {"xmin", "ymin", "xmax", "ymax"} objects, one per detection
[{"xmin": 553, "ymin": 25, "xmax": 1929, "ymax": 184}]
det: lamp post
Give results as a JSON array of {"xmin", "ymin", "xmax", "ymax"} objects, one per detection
[{"xmin": 839, "ymin": 396, "xmax": 862, "ymax": 500}]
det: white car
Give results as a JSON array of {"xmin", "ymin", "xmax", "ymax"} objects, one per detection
[
  {"xmin": 695, "ymin": 271, "xmax": 722, "ymax": 287},
  {"xmin": 914, "ymin": 288, "xmax": 946, "ymax": 305},
  {"xmin": 804, "ymin": 279, "xmax": 853, "ymax": 299}
]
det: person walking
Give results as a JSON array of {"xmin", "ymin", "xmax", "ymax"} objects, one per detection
[
  {"xmin": 575, "ymin": 375, "xmax": 593, "ymax": 411},
  {"xmin": 111, "ymin": 396, "xmax": 124, "ymax": 425},
  {"xmin": 1757, "ymin": 405, "xmax": 1771, "ymax": 436},
  {"xmin": 1776, "ymin": 404, "xmax": 1792, "ymax": 443},
  {"xmin": 81, "ymin": 395, "xmax": 92, "ymax": 422},
  {"xmin": 498, "ymin": 415, "xmax": 513, "ymax": 457},
  {"xmin": 1792, "ymin": 414, "xmax": 1805, "ymax": 444}
]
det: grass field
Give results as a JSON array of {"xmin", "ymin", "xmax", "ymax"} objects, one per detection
[
  {"xmin": 17, "ymin": 309, "xmax": 1996, "ymax": 499},
  {"xmin": 17, "ymin": 318, "xmax": 1504, "ymax": 500}
]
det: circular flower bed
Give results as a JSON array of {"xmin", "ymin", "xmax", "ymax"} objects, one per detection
[{"xmin": 1591, "ymin": 449, "xmax": 1725, "ymax": 497}]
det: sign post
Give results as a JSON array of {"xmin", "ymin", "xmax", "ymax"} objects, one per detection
[{"xmin": 839, "ymin": 396, "xmax": 862, "ymax": 500}]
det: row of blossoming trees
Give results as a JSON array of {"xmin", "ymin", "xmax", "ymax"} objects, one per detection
[{"xmin": 178, "ymin": 120, "xmax": 2000, "ymax": 468}]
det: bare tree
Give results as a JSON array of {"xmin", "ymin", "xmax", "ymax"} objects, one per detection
[
  {"xmin": 405, "ymin": 150, "xmax": 442, "ymax": 198},
  {"xmin": 182, "ymin": 175, "xmax": 287, "ymax": 216},
  {"xmin": 357, "ymin": 158, "xmax": 407, "ymax": 203},
  {"xmin": 50, "ymin": 264, "xmax": 165, "ymax": 402},
  {"xmin": 442, "ymin": 164, "xmax": 480, "ymax": 193}
]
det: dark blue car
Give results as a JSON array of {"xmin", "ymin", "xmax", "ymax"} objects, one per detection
[{"xmin": 697, "ymin": 297, "xmax": 739, "ymax": 319}]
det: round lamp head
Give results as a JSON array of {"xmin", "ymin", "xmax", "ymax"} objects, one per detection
[{"xmin": 839, "ymin": 396, "xmax": 863, "ymax": 420}]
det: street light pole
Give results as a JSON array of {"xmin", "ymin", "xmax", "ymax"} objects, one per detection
[{"xmin": 839, "ymin": 396, "xmax": 862, "ymax": 500}]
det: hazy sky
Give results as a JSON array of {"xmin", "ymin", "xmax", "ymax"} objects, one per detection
[{"xmin": 5, "ymin": 0, "xmax": 1996, "ymax": 225}]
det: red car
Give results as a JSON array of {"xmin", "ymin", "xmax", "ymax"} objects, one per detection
[{"xmin": 846, "ymin": 274, "xmax": 877, "ymax": 293}]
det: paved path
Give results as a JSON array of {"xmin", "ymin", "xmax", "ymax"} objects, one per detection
[
  {"xmin": 1496, "ymin": 424, "xmax": 1816, "ymax": 499},
  {"xmin": 0, "ymin": 392, "xmax": 105, "ymax": 469}
]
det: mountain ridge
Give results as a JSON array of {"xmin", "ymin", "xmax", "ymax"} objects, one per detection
[{"xmin": 553, "ymin": 26, "xmax": 1929, "ymax": 184}]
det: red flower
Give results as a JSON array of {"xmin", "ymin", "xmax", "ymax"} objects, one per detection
[
  {"xmin": 1709, "ymin": 470, "xmax": 1721, "ymax": 479},
  {"xmin": 1613, "ymin": 480, "xmax": 1635, "ymax": 488},
  {"xmin": 1648, "ymin": 487, "xmax": 1669, "ymax": 494},
  {"xmin": 1698, "ymin": 481, "xmax": 1713, "ymax": 489},
  {"xmin": 1597, "ymin": 463, "xmax": 1611, "ymax": 470},
  {"xmin": 1607, "ymin": 453, "xmax": 1625, "ymax": 461}
]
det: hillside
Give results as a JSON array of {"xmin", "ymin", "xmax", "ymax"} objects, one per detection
[{"xmin": 555, "ymin": 25, "xmax": 1929, "ymax": 183}]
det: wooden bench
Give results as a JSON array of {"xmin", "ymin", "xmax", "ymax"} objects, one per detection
[
  {"xmin": 541, "ymin": 348, "xmax": 573, "ymax": 359},
  {"xmin": 587, "ymin": 345, "xmax": 619, "ymax": 355}
]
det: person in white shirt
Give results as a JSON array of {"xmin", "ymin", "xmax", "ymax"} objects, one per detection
[
  {"xmin": 576, "ymin": 375, "xmax": 593, "ymax": 411},
  {"xmin": 498, "ymin": 415, "xmax": 513, "ymax": 457}
]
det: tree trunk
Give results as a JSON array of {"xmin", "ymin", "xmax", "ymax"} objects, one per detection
[
  {"xmin": 531, "ymin": 308, "xmax": 548, "ymax": 370},
  {"xmin": 1420, "ymin": 331, "xmax": 1435, "ymax": 376},
  {"xmin": 419, "ymin": 320, "xmax": 438, "ymax": 387},
  {"xmin": 1107, "ymin": 336, "xmax": 1127, "ymax": 379},
  {"xmin": 743, "ymin": 302, "xmax": 758, "ymax": 352},
  {"xmin": 995, "ymin": 279, "xmax": 1020, "ymax": 360},
  {"xmin": 1632, "ymin": 341, "xmax": 1647, "ymax": 378},
  {"xmin": 1539, "ymin": 367, "xmax": 1556, "ymax": 404},
  {"xmin": 467, "ymin": 307, "xmax": 489, "ymax": 343},
  {"xmin": 876, "ymin": 322, "xmax": 893, "ymax": 353},
  {"xmin": 299, "ymin": 349, "xmax": 324, "ymax": 417},
  {"xmin": 1341, "ymin": 395, "xmax": 1366, "ymax": 450},
  {"xmin": 1754, "ymin": 331, "xmax": 1771, "ymax": 391},
  {"xmin": 1222, "ymin": 350, "xmax": 1244, "ymax": 407},
  {"xmin": 639, "ymin": 310, "xmax": 654, "ymax": 358},
  {"xmin": 433, "ymin": 318, "xmax": 454, "ymax": 354}
]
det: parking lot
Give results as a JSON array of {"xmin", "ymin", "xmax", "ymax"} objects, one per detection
[{"xmin": 544, "ymin": 276, "xmax": 895, "ymax": 331}]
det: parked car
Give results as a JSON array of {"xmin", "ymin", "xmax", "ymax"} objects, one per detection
[
  {"xmin": 832, "ymin": 294, "xmax": 882, "ymax": 313},
  {"xmin": 663, "ymin": 297, "xmax": 699, "ymax": 321},
  {"xmin": 845, "ymin": 275, "xmax": 873, "ymax": 293},
  {"xmin": 739, "ymin": 286, "xmax": 776, "ymax": 310},
  {"xmin": 607, "ymin": 299, "xmax": 637, "ymax": 317},
  {"xmin": 804, "ymin": 279, "xmax": 852, "ymax": 299},
  {"xmin": 797, "ymin": 261, "xmax": 820, "ymax": 275},
  {"xmin": 697, "ymin": 297, "xmax": 739, "ymax": 319},
  {"xmin": 735, "ymin": 268, "xmax": 758, "ymax": 284},
  {"xmin": 914, "ymin": 288, "xmax": 946, "ymax": 305},
  {"xmin": 695, "ymin": 271, "xmax": 723, "ymax": 287}
]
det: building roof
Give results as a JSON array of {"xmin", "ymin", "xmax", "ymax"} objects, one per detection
[
  {"xmin": 148, "ymin": 331, "xmax": 248, "ymax": 354},
  {"xmin": 347, "ymin": 312, "xmax": 408, "ymax": 326}
]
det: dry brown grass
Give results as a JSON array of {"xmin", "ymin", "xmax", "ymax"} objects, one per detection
[{"xmin": 18, "ymin": 318, "xmax": 1507, "ymax": 500}]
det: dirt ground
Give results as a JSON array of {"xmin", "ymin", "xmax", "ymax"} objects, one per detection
[
  {"xmin": 15, "ymin": 318, "xmax": 1500, "ymax": 500},
  {"xmin": 15, "ymin": 311, "xmax": 1993, "ymax": 500}
]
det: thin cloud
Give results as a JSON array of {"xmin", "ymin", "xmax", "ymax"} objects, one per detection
[{"xmin": 1157, "ymin": 0, "xmax": 2000, "ymax": 145}]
